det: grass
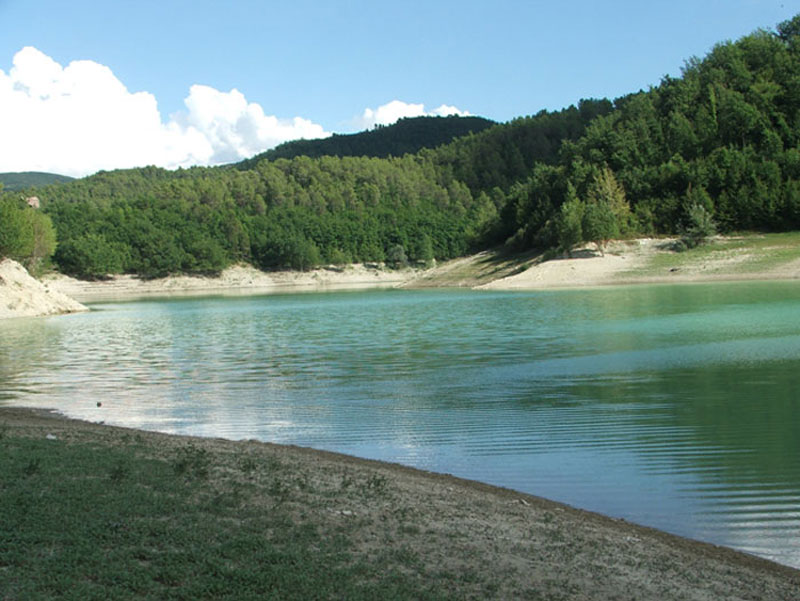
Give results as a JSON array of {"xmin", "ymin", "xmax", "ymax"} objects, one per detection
[
  {"xmin": 0, "ymin": 433, "xmax": 450, "ymax": 600},
  {"xmin": 3, "ymin": 412, "xmax": 800, "ymax": 600},
  {"xmin": 630, "ymin": 231, "xmax": 800, "ymax": 278}
]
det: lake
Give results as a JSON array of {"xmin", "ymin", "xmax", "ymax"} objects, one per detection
[{"xmin": 2, "ymin": 282, "xmax": 800, "ymax": 568}]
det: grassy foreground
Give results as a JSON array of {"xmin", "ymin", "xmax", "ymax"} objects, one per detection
[{"xmin": 2, "ymin": 408, "xmax": 799, "ymax": 601}]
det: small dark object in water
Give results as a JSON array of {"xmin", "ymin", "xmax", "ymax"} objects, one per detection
[
  {"xmin": 97, "ymin": 402, "xmax": 102, "ymax": 407},
  {"xmin": 669, "ymin": 267, "xmax": 680, "ymax": 272}
]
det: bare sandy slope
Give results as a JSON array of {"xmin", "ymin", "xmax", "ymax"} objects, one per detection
[
  {"xmin": 3, "ymin": 407, "xmax": 799, "ymax": 600},
  {"xmin": 0, "ymin": 259, "xmax": 87, "ymax": 319},
  {"xmin": 474, "ymin": 237, "xmax": 800, "ymax": 290},
  {"xmin": 45, "ymin": 263, "xmax": 417, "ymax": 302},
  {"xmin": 7, "ymin": 234, "xmax": 800, "ymax": 317}
]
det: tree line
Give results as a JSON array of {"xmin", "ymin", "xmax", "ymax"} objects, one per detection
[{"xmin": 237, "ymin": 115, "xmax": 496, "ymax": 166}]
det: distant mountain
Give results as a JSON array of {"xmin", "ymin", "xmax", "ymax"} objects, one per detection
[
  {"xmin": 0, "ymin": 171, "xmax": 75, "ymax": 191},
  {"xmin": 237, "ymin": 115, "xmax": 496, "ymax": 168}
]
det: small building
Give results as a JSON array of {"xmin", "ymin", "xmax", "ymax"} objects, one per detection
[{"xmin": 26, "ymin": 196, "xmax": 40, "ymax": 209}]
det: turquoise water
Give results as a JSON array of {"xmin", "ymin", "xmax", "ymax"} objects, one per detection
[{"xmin": 2, "ymin": 282, "xmax": 800, "ymax": 567}]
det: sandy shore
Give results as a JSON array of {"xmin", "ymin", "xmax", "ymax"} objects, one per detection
[
  {"xmin": 44, "ymin": 262, "xmax": 416, "ymax": 303},
  {"xmin": 476, "ymin": 237, "xmax": 800, "ymax": 290},
  {"xmin": 3, "ymin": 234, "xmax": 799, "ymax": 318},
  {"xmin": 43, "ymin": 235, "xmax": 800, "ymax": 305},
  {"xmin": 3, "ymin": 406, "xmax": 799, "ymax": 600}
]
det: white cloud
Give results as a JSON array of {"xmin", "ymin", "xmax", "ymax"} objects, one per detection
[
  {"xmin": 356, "ymin": 99, "xmax": 470, "ymax": 129},
  {"xmin": 0, "ymin": 47, "xmax": 330, "ymax": 177},
  {"xmin": 180, "ymin": 85, "xmax": 328, "ymax": 165}
]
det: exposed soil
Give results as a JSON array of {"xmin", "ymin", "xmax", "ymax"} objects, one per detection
[{"xmin": 2, "ymin": 235, "xmax": 796, "ymax": 318}]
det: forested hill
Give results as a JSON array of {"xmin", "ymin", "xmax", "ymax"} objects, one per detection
[
  {"xmin": 1, "ymin": 14, "xmax": 799, "ymax": 280},
  {"xmin": 237, "ymin": 115, "xmax": 496, "ymax": 166},
  {"xmin": 0, "ymin": 172, "xmax": 74, "ymax": 191},
  {"xmin": 491, "ymin": 14, "xmax": 800, "ymax": 251}
]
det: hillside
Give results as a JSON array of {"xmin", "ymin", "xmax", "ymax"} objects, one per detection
[
  {"xmin": 0, "ymin": 171, "xmax": 75, "ymax": 191},
  {"xmin": 1, "ymin": 14, "xmax": 799, "ymax": 281},
  {"xmin": 236, "ymin": 115, "xmax": 496, "ymax": 167}
]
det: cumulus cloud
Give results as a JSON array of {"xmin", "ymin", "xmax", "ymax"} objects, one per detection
[
  {"xmin": 0, "ymin": 47, "xmax": 329, "ymax": 177},
  {"xmin": 356, "ymin": 99, "xmax": 470, "ymax": 129}
]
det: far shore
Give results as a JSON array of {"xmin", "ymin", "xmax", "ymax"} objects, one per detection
[
  {"xmin": 42, "ymin": 233, "xmax": 800, "ymax": 304},
  {"xmin": 2, "ymin": 233, "xmax": 799, "ymax": 319},
  {"xmin": 3, "ymin": 406, "xmax": 799, "ymax": 599}
]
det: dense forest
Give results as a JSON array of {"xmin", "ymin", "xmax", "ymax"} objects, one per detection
[
  {"xmin": 0, "ymin": 172, "xmax": 75, "ymax": 191},
  {"xmin": 237, "ymin": 115, "xmax": 496, "ymax": 166},
  {"xmin": 1, "ymin": 15, "xmax": 799, "ymax": 279}
]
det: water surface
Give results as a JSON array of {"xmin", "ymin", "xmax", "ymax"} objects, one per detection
[{"xmin": 2, "ymin": 283, "xmax": 799, "ymax": 567}]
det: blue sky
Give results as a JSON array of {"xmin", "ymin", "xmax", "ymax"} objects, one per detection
[{"xmin": 0, "ymin": 0, "xmax": 795, "ymax": 176}]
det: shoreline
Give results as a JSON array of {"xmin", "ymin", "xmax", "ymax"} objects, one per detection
[
  {"xmin": 38, "ymin": 234, "xmax": 800, "ymax": 305},
  {"xmin": 3, "ymin": 406, "xmax": 799, "ymax": 599},
  {"xmin": 42, "ymin": 262, "xmax": 416, "ymax": 303},
  {"xmin": 2, "ymin": 234, "xmax": 798, "ymax": 315}
]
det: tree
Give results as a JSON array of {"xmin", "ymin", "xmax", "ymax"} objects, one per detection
[
  {"xmin": 0, "ymin": 199, "xmax": 33, "ymax": 260},
  {"xmin": 777, "ymin": 14, "xmax": 800, "ymax": 46},
  {"xmin": 26, "ymin": 210, "xmax": 57, "ymax": 273},
  {"xmin": 681, "ymin": 203, "xmax": 717, "ymax": 249},
  {"xmin": 0, "ymin": 199, "xmax": 57, "ymax": 271},
  {"xmin": 582, "ymin": 201, "xmax": 617, "ymax": 255},
  {"xmin": 556, "ymin": 186, "xmax": 584, "ymax": 257},
  {"xmin": 587, "ymin": 166, "xmax": 632, "ymax": 235},
  {"xmin": 386, "ymin": 244, "xmax": 409, "ymax": 268},
  {"xmin": 54, "ymin": 234, "xmax": 126, "ymax": 279}
]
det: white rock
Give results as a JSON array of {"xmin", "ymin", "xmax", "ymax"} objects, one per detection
[{"xmin": 0, "ymin": 259, "xmax": 86, "ymax": 319}]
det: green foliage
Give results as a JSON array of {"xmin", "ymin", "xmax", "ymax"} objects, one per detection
[
  {"xmin": 34, "ymin": 154, "xmax": 482, "ymax": 278},
  {"xmin": 0, "ymin": 198, "xmax": 57, "ymax": 270},
  {"xmin": 556, "ymin": 188, "xmax": 584, "ymax": 257},
  {"xmin": 237, "ymin": 115, "xmax": 496, "ymax": 166},
  {"xmin": 0, "ymin": 198, "xmax": 32, "ymax": 259},
  {"xmin": 386, "ymin": 244, "xmax": 409, "ymax": 268},
  {"xmin": 7, "ymin": 14, "xmax": 800, "ymax": 277},
  {"xmin": 586, "ymin": 166, "xmax": 632, "ymax": 235},
  {"xmin": 54, "ymin": 233, "xmax": 126, "ymax": 279},
  {"xmin": 490, "ymin": 15, "xmax": 800, "ymax": 251},
  {"xmin": 0, "ymin": 433, "xmax": 456, "ymax": 600},
  {"xmin": 681, "ymin": 203, "xmax": 718, "ymax": 249},
  {"xmin": 582, "ymin": 201, "xmax": 618, "ymax": 255},
  {"xmin": 0, "ymin": 171, "xmax": 74, "ymax": 191},
  {"xmin": 431, "ymin": 99, "xmax": 613, "ymax": 199}
]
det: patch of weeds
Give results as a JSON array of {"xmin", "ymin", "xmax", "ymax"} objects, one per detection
[
  {"xmin": 294, "ymin": 473, "xmax": 312, "ymax": 492},
  {"xmin": 236, "ymin": 453, "xmax": 258, "ymax": 478},
  {"xmin": 547, "ymin": 527, "xmax": 566, "ymax": 544},
  {"xmin": 398, "ymin": 524, "xmax": 421, "ymax": 536},
  {"xmin": 269, "ymin": 477, "xmax": 291, "ymax": 504},
  {"xmin": 109, "ymin": 460, "xmax": 130, "ymax": 483},
  {"xmin": 211, "ymin": 482, "xmax": 247, "ymax": 509},
  {"xmin": 384, "ymin": 545, "xmax": 421, "ymax": 568},
  {"xmin": 172, "ymin": 444, "xmax": 211, "ymax": 480},
  {"xmin": 340, "ymin": 472, "xmax": 354, "ymax": 491},
  {"xmin": 395, "ymin": 505, "xmax": 414, "ymax": 520},
  {"xmin": 540, "ymin": 248, "xmax": 559, "ymax": 262},
  {"xmin": 362, "ymin": 473, "xmax": 389, "ymax": 497},
  {"xmin": 22, "ymin": 457, "xmax": 41, "ymax": 477}
]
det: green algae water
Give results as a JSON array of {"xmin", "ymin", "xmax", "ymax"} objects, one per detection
[{"xmin": 2, "ymin": 282, "xmax": 800, "ymax": 568}]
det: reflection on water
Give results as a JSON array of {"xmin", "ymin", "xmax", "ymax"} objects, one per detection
[{"xmin": 2, "ymin": 283, "xmax": 800, "ymax": 568}]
